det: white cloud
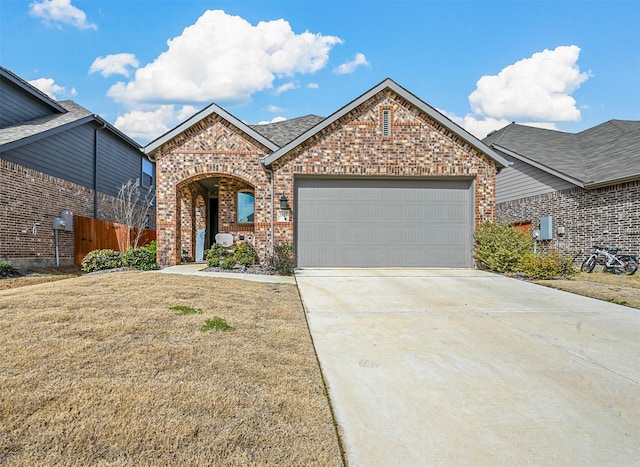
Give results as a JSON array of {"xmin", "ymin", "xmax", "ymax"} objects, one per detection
[
  {"xmin": 257, "ymin": 116, "xmax": 287, "ymax": 125},
  {"xmin": 443, "ymin": 45, "xmax": 590, "ymax": 139},
  {"xmin": 469, "ymin": 45, "xmax": 590, "ymax": 122},
  {"xmin": 28, "ymin": 0, "xmax": 96, "ymax": 30},
  {"xmin": 90, "ymin": 54, "xmax": 139, "ymax": 77},
  {"xmin": 307, "ymin": 82, "xmax": 319, "ymax": 89},
  {"xmin": 274, "ymin": 81, "xmax": 298, "ymax": 95},
  {"xmin": 28, "ymin": 77, "xmax": 68, "ymax": 99},
  {"xmin": 107, "ymin": 10, "xmax": 342, "ymax": 106},
  {"xmin": 333, "ymin": 53, "xmax": 369, "ymax": 75},
  {"xmin": 267, "ymin": 105, "xmax": 285, "ymax": 113},
  {"xmin": 113, "ymin": 105, "xmax": 198, "ymax": 143}
]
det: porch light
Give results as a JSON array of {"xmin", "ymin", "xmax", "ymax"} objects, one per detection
[{"xmin": 279, "ymin": 193, "xmax": 290, "ymax": 210}]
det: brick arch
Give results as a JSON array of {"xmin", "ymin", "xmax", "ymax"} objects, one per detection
[
  {"xmin": 174, "ymin": 170, "xmax": 257, "ymax": 192},
  {"xmin": 158, "ymin": 170, "xmax": 265, "ymax": 266}
]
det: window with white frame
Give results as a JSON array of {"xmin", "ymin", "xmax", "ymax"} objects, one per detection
[{"xmin": 237, "ymin": 191, "xmax": 255, "ymax": 223}]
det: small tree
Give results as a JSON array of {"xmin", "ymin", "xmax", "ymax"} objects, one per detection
[{"xmin": 111, "ymin": 178, "xmax": 155, "ymax": 252}]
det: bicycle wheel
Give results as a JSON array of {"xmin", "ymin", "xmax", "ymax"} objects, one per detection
[
  {"xmin": 580, "ymin": 255, "xmax": 597, "ymax": 273},
  {"xmin": 619, "ymin": 255, "xmax": 638, "ymax": 276}
]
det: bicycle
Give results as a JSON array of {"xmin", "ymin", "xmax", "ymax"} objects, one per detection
[{"xmin": 580, "ymin": 245, "xmax": 638, "ymax": 275}]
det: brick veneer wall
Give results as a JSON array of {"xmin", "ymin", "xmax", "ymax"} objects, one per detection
[
  {"xmin": 497, "ymin": 180, "xmax": 640, "ymax": 257},
  {"xmin": 153, "ymin": 114, "xmax": 272, "ymax": 265},
  {"xmin": 0, "ymin": 159, "xmax": 153, "ymax": 268},
  {"xmin": 152, "ymin": 90, "xmax": 501, "ymax": 266}
]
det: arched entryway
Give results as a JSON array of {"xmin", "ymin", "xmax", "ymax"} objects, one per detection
[{"xmin": 174, "ymin": 174, "xmax": 257, "ymax": 264}]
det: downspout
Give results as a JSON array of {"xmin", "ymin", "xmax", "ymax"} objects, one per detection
[
  {"xmin": 93, "ymin": 119, "xmax": 107, "ymax": 218},
  {"xmin": 260, "ymin": 160, "xmax": 275, "ymax": 256}
]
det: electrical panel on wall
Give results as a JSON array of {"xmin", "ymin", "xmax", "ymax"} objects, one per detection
[{"xmin": 539, "ymin": 216, "xmax": 553, "ymax": 240}]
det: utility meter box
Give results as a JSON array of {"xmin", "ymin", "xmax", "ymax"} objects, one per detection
[
  {"xmin": 53, "ymin": 217, "xmax": 66, "ymax": 230},
  {"xmin": 61, "ymin": 210, "xmax": 73, "ymax": 231},
  {"xmin": 539, "ymin": 216, "xmax": 553, "ymax": 240}
]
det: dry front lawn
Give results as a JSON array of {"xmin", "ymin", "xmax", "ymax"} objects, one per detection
[
  {"xmin": 536, "ymin": 270, "xmax": 640, "ymax": 309},
  {"xmin": 0, "ymin": 271, "xmax": 342, "ymax": 466}
]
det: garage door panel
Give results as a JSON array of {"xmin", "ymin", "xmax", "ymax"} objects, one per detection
[{"xmin": 295, "ymin": 178, "xmax": 473, "ymax": 268}]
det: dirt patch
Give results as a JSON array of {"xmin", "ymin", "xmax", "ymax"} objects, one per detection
[
  {"xmin": 536, "ymin": 270, "xmax": 640, "ymax": 309},
  {"xmin": 0, "ymin": 271, "xmax": 343, "ymax": 465}
]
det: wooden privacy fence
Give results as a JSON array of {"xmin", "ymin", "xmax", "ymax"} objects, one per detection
[{"xmin": 74, "ymin": 215, "xmax": 156, "ymax": 265}]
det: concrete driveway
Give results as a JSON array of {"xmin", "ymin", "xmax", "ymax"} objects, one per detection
[{"xmin": 296, "ymin": 269, "xmax": 640, "ymax": 466}]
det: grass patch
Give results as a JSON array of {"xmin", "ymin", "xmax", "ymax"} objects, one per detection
[
  {"xmin": 201, "ymin": 316, "xmax": 232, "ymax": 332},
  {"xmin": 0, "ymin": 271, "xmax": 342, "ymax": 465},
  {"xmin": 536, "ymin": 271, "xmax": 640, "ymax": 309},
  {"xmin": 170, "ymin": 304, "xmax": 202, "ymax": 315},
  {"xmin": 0, "ymin": 265, "xmax": 82, "ymax": 290}
]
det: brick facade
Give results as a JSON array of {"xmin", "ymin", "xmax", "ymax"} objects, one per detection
[
  {"xmin": 0, "ymin": 159, "xmax": 150, "ymax": 268},
  {"xmin": 271, "ymin": 91, "xmax": 498, "ymax": 228},
  {"xmin": 152, "ymin": 88, "xmax": 500, "ymax": 266},
  {"xmin": 153, "ymin": 114, "xmax": 272, "ymax": 265},
  {"xmin": 497, "ymin": 180, "xmax": 640, "ymax": 257}
]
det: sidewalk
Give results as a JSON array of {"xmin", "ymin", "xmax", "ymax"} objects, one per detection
[{"xmin": 153, "ymin": 263, "xmax": 296, "ymax": 284}]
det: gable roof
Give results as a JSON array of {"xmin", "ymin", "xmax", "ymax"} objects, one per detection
[
  {"xmin": 0, "ymin": 67, "xmax": 141, "ymax": 152},
  {"xmin": 484, "ymin": 120, "xmax": 640, "ymax": 188},
  {"xmin": 145, "ymin": 102, "xmax": 280, "ymax": 156},
  {"xmin": 261, "ymin": 78, "xmax": 510, "ymax": 168}
]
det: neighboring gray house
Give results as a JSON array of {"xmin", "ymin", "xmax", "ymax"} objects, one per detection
[
  {"xmin": 485, "ymin": 120, "xmax": 640, "ymax": 257},
  {"xmin": 0, "ymin": 66, "xmax": 155, "ymax": 268}
]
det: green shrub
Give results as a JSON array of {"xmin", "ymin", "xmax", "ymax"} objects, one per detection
[
  {"xmin": 219, "ymin": 256, "xmax": 236, "ymax": 270},
  {"xmin": 145, "ymin": 240, "xmax": 157, "ymax": 257},
  {"xmin": 519, "ymin": 250, "xmax": 577, "ymax": 280},
  {"xmin": 122, "ymin": 243, "xmax": 159, "ymax": 271},
  {"xmin": 474, "ymin": 222, "xmax": 533, "ymax": 273},
  {"xmin": 233, "ymin": 242, "xmax": 258, "ymax": 266},
  {"xmin": 200, "ymin": 316, "xmax": 233, "ymax": 332},
  {"xmin": 206, "ymin": 243, "xmax": 231, "ymax": 267},
  {"xmin": 0, "ymin": 260, "xmax": 14, "ymax": 275},
  {"xmin": 81, "ymin": 249, "xmax": 123, "ymax": 272},
  {"xmin": 267, "ymin": 242, "xmax": 294, "ymax": 275}
]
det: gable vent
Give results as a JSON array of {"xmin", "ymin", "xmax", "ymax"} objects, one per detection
[{"xmin": 382, "ymin": 109, "xmax": 391, "ymax": 137}]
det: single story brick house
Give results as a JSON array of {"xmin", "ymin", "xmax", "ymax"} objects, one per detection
[
  {"xmin": 0, "ymin": 67, "xmax": 155, "ymax": 268},
  {"xmin": 145, "ymin": 78, "xmax": 510, "ymax": 268},
  {"xmin": 485, "ymin": 120, "xmax": 640, "ymax": 257}
]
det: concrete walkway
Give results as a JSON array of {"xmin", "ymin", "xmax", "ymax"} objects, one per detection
[
  {"xmin": 153, "ymin": 263, "xmax": 296, "ymax": 284},
  {"xmin": 296, "ymin": 269, "xmax": 640, "ymax": 466}
]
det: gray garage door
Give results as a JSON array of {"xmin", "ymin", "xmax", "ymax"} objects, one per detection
[{"xmin": 295, "ymin": 178, "xmax": 474, "ymax": 268}]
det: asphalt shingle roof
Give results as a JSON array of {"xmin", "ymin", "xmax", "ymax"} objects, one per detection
[
  {"xmin": 484, "ymin": 120, "xmax": 640, "ymax": 187},
  {"xmin": 249, "ymin": 114, "xmax": 325, "ymax": 147}
]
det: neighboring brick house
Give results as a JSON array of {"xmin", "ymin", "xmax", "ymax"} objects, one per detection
[
  {"xmin": 0, "ymin": 67, "xmax": 155, "ymax": 268},
  {"xmin": 485, "ymin": 121, "xmax": 640, "ymax": 257},
  {"xmin": 146, "ymin": 79, "xmax": 509, "ymax": 268}
]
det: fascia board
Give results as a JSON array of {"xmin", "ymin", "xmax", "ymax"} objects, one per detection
[
  {"xmin": 262, "ymin": 78, "xmax": 512, "ymax": 168},
  {"xmin": 492, "ymin": 144, "xmax": 585, "ymax": 187},
  {"xmin": 145, "ymin": 103, "xmax": 279, "ymax": 155},
  {"xmin": 584, "ymin": 174, "xmax": 640, "ymax": 189}
]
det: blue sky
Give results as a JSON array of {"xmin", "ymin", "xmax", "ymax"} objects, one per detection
[{"xmin": 1, "ymin": 0, "xmax": 639, "ymax": 144}]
